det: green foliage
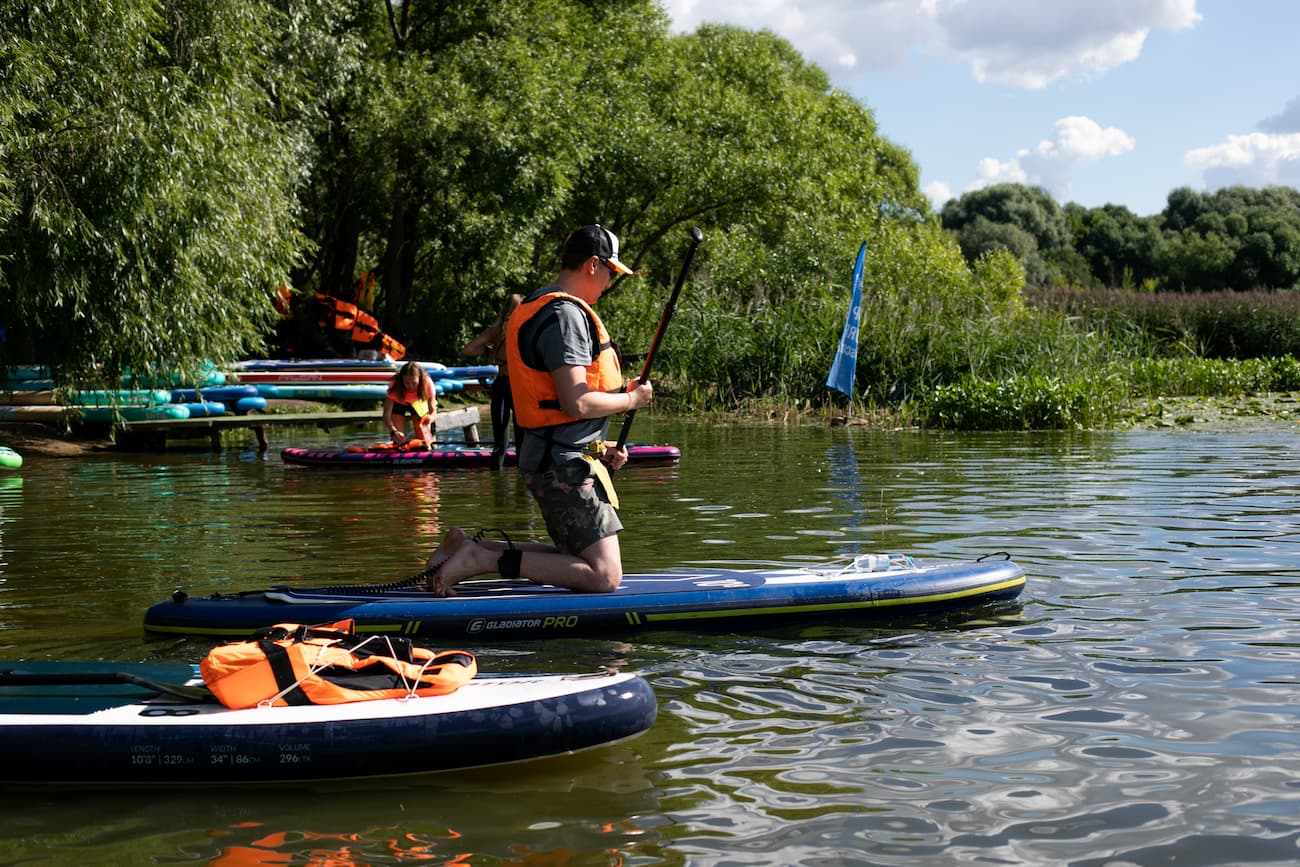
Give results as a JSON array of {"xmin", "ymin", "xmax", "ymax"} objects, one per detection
[
  {"xmin": 1157, "ymin": 186, "xmax": 1300, "ymax": 291},
  {"xmin": 295, "ymin": 10, "xmax": 936, "ymax": 360},
  {"xmin": 1121, "ymin": 355, "xmax": 1300, "ymax": 397},
  {"xmin": 0, "ymin": 0, "xmax": 308, "ymax": 387},
  {"xmin": 940, "ymin": 183, "xmax": 1071, "ymax": 249},
  {"xmin": 921, "ymin": 373, "xmax": 1124, "ymax": 430},
  {"xmin": 1026, "ymin": 286, "xmax": 1300, "ymax": 359},
  {"xmin": 940, "ymin": 184, "xmax": 1077, "ymax": 286},
  {"xmin": 851, "ymin": 229, "xmax": 1024, "ymax": 400},
  {"xmin": 944, "ymin": 183, "xmax": 1300, "ymax": 293},
  {"xmin": 606, "ymin": 281, "xmax": 842, "ymax": 408},
  {"xmin": 1064, "ymin": 201, "xmax": 1164, "ymax": 289},
  {"xmin": 611, "ymin": 221, "xmax": 1037, "ymax": 418}
]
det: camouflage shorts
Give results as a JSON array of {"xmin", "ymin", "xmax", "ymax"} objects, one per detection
[{"xmin": 522, "ymin": 458, "xmax": 623, "ymax": 555}]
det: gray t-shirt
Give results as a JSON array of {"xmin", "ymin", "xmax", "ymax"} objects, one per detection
[{"xmin": 514, "ymin": 286, "xmax": 612, "ymax": 472}]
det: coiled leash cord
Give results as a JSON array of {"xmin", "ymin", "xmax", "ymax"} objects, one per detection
[{"xmin": 321, "ymin": 528, "xmax": 517, "ymax": 595}]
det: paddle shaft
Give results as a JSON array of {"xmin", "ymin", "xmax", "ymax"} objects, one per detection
[
  {"xmin": 616, "ymin": 226, "xmax": 703, "ymax": 450},
  {"xmin": 0, "ymin": 670, "xmax": 213, "ymax": 702}
]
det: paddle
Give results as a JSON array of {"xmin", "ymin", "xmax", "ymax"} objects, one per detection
[
  {"xmin": 0, "ymin": 669, "xmax": 215, "ymax": 703},
  {"xmin": 616, "ymin": 226, "xmax": 704, "ymax": 452}
]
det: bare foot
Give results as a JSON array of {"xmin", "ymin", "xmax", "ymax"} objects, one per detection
[
  {"xmin": 426, "ymin": 527, "xmax": 468, "ymax": 571},
  {"xmin": 432, "ymin": 540, "xmax": 499, "ymax": 597},
  {"xmin": 423, "ymin": 527, "xmax": 470, "ymax": 590}
]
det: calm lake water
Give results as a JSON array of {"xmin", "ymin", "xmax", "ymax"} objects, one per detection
[{"xmin": 0, "ymin": 416, "xmax": 1297, "ymax": 865}]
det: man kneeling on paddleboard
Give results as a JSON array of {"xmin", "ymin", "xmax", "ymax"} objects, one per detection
[{"xmin": 425, "ymin": 225, "xmax": 651, "ymax": 595}]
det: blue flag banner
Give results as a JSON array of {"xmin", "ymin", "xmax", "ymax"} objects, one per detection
[{"xmin": 826, "ymin": 242, "xmax": 866, "ymax": 397}]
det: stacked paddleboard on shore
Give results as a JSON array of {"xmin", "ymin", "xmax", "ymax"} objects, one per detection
[
  {"xmin": 0, "ymin": 358, "xmax": 495, "ymax": 424},
  {"xmin": 0, "ymin": 364, "xmax": 252, "ymax": 423},
  {"xmin": 224, "ymin": 358, "xmax": 495, "ymax": 402}
]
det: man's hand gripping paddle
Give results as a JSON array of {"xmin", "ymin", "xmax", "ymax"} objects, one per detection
[{"xmin": 615, "ymin": 226, "xmax": 703, "ymax": 452}]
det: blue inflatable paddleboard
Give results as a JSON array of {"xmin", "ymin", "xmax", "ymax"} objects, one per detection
[
  {"xmin": 145, "ymin": 555, "xmax": 1025, "ymax": 641},
  {"xmin": 0, "ymin": 662, "xmax": 655, "ymax": 785}
]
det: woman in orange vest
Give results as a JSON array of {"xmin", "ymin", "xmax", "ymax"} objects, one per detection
[
  {"xmin": 424, "ymin": 225, "xmax": 652, "ymax": 595},
  {"xmin": 382, "ymin": 362, "xmax": 436, "ymax": 446},
  {"xmin": 460, "ymin": 293, "xmax": 523, "ymax": 470}
]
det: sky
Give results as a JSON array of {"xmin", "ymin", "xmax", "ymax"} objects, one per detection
[{"xmin": 662, "ymin": 0, "xmax": 1300, "ymax": 217}]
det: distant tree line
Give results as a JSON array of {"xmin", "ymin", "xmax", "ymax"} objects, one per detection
[{"xmin": 940, "ymin": 183, "xmax": 1300, "ymax": 292}]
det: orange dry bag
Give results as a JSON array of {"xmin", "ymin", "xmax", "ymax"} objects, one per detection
[{"xmin": 199, "ymin": 619, "xmax": 476, "ymax": 709}]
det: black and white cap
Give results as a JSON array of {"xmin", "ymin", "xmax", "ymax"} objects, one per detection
[{"xmin": 563, "ymin": 224, "xmax": 634, "ymax": 274}]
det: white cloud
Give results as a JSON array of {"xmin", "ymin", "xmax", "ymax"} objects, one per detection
[
  {"xmin": 661, "ymin": 0, "xmax": 1201, "ymax": 90},
  {"xmin": 934, "ymin": 0, "xmax": 1200, "ymax": 89},
  {"xmin": 965, "ymin": 116, "xmax": 1135, "ymax": 199},
  {"xmin": 1027, "ymin": 116, "xmax": 1137, "ymax": 162},
  {"xmin": 662, "ymin": 0, "xmax": 937, "ymax": 75},
  {"xmin": 973, "ymin": 156, "xmax": 1027, "ymax": 187},
  {"xmin": 1259, "ymin": 96, "xmax": 1300, "ymax": 134},
  {"xmin": 1184, "ymin": 132, "xmax": 1300, "ymax": 191},
  {"xmin": 923, "ymin": 178, "xmax": 954, "ymax": 208}
]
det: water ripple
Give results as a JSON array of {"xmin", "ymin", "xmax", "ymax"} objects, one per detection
[{"xmin": 2, "ymin": 425, "xmax": 1299, "ymax": 864}]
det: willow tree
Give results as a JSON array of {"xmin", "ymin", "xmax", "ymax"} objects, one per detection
[
  {"xmin": 290, "ymin": 0, "xmax": 671, "ymax": 355},
  {"xmin": 0, "ymin": 0, "xmax": 313, "ymax": 386}
]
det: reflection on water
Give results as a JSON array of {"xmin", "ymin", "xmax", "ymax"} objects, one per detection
[
  {"xmin": 1, "ymin": 746, "xmax": 662, "ymax": 865},
  {"xmin": 1, "ymin": 421, "xmax": 1298, "ymax": 864}
]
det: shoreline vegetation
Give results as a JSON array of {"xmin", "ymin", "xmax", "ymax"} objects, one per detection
[
  {"xmin": 4, "ymin": 385, "xmax": 1297, "ymax": 462},
  {"xmin": 621, "ymin": 286, "xmax": 1300, "ymax": 433},
  {"xmin": 10, "ymin": 374, "xmax": 1300, "ymax": 465},
  {"xmin": 698, "ymin": 391, "xmax": 1300, "ymax": 433},
  {"xmin": 6, "ymin": 5, "xmax": 1299, "ymax": 438}
]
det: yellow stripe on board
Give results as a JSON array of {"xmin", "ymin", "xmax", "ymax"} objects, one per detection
[
  {"xmin": 143, "ymin": 575, "xmax": 1023, "ymax": 636},
  {"xmin": 142, "ymin": 624, "xmax": 261, "ymax": 638},
  {"xmin": 640, "ymin": 576, "xmax": 1027, "ymax": 624}
]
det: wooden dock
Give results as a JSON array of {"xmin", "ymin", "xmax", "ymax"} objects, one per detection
[{"xmin": 113, "ymin": 405, "xmax": 482, "ymax": 452}]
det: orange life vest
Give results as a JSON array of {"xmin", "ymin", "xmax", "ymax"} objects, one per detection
[
  {"xmin": 314, "ymin": 293, "xmax": 357, "ymax": 330},
  {"xmin": 379, "ymin": 333, "xmax": 407, "ymax": 361},
  {"xmin": 312, "ymin": 293, "xmax": 407, "ymax": 360},
  {"xmin": 274, "ymin": 284, "xmax": 293, "ymax": 318},
  {"xmin": 199, "ymin": 619, "xmax": 476, "ymax": 709},
  {"xmin": 505, "ymin": 290, "xmax": 622, "ymax": 429},
  {"xmin": 347, "ymin": 439, "xmax": 430, "ymax": 452}
]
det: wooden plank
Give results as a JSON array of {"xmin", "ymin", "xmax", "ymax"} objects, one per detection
[{"xmin": 114, "ymin": 405, "xmax": 481, "ymax": 452}]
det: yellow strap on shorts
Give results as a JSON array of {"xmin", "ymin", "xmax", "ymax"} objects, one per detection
[{"xmin": 582, "ymin": 441, "xmax": 619, "ymax": 510}]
